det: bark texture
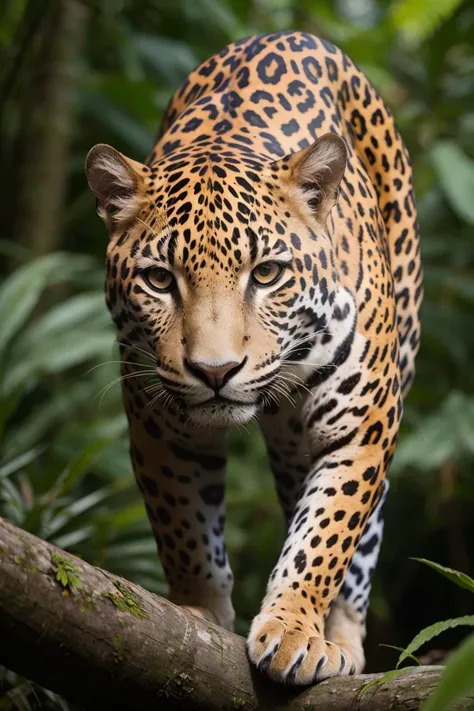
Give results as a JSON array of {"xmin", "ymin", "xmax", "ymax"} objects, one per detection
[{"xmin": 0, "ymin": 516, "xmax": 469, "ymax": 711}]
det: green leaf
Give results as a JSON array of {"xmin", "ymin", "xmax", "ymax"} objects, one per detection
[
  {"xmin": 0, "ymin": 448, "xmax": 43, "ymax": 478},
  {"xmin": 391, "ymin": 0, "xmax": 465, "ymax": 44},
  {"xmin": 398, "ymin": 616, "xmax": 474, "ymax": 667},
  {"xmin": 18, "ymin": 292, "xmax": 108, "ymax": 349},
  {"xmin": 431, "ymin": 141, "xmax": 474, "ymax": 224},
  {"xmin": 57, "ymin": 568, "xmax": 69, "ymax": 587},
  {"xmin": 5, "ymin": 331, "xmax": 115, "ymax": 397},
  {"xmin": 0, "ymin": 253, "xmax": 92, "ymax": 357},
  {"xmin": 379, "ymin": 644, "xmax": 421, "ymax": 666},
  {"xmin": 421, "ymin": 634, "xmax": 474, "ymax": 711},
  {"xmin": 2, "ymin": 373, "xmax": 122, "ymax": 458},
  {"xmin": 412, "ymin": 558, "xmax": 474, "ymax": 593}
]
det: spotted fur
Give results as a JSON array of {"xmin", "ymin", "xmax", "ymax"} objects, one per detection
[{"xmin": 86, "ymin": 30, "xmax": 422, "ymax": 685}]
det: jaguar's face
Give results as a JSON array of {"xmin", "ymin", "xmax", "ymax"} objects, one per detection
[
  {"xmin": 107, "ymin": 220, "xmax": 306, "ymax": 428},
  {"xmin": 87, "ymin": 134, "xmax": 346, "ymax": 427}
]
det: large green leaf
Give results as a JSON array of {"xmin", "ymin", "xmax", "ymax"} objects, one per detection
[
  {"xmin": 431, "ymin": 141, "xmax": 474, "ymax": 224},
  {"xmin": 5, "ymin": 331, "xmax": 115, "ymax": 396},
  {"xmin": 17, "ymin": 292, "xmax": 109, "ymax": 350},
  {"xmin": 0, "ymin": 253, "xmax": 94, "ymax": 358},
  {"xmin": 412, "ymin": 558, "xmax": 474, "ymax": 593},
  {"xmin": 391, "ymin": 0, "xmax": 465, "ymax": 44},
  {"xmin": 398, "ymin": 616, "xmax": 474, "ymax": 667},
  {"xmin": 421, "ymin": 634, "xmax": 474, "ymax": 711}
]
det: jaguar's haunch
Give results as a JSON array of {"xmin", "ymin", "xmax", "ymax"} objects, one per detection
[{"xmin": 86, "ymin": 30, "xmax": 422, "ymax": 684}]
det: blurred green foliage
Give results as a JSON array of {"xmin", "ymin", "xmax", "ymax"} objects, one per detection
[{"xmin": 1, "ymin": 0, "xmax": 474, "ymax": 707}]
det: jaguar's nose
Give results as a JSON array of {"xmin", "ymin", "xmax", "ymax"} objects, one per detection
[{"xmin": 184, "ymin": 357, "xmax": 247, "ymax": 390}]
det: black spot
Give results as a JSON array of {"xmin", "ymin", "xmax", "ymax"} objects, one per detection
[
  {"xmin": 156, "ymin": 507, "xmax": 171, "ymax": 525},
  {"xmin": 307, "ymin": 399, "xmax": 337, "ymax": 427},
  {"xmin": 257, "ymin": 52, "xmax": 288, "ymax": 85},
  {"xmin": 281, "ymin": 118, "xmax": 299, "ymax": 136},
  {"xmin": 301, "ymin": 56, "xmax": 322, "ymax": 84},
  {"xmin": 199, "ymin": 484, "xmax": 225, "ymax": 506},
  {"xmin": 170, "ymin": 443, "xmax": 225, "ymax": 470},
  {"xmin": 348, "ymin": 512, "xmax": 360, "ymax": 530},
  {"xmin": 337, "ymin": 373, "xmax": 361, "ymax": 395},
  {"xmin": 361, "ymin": 421, "xmax": 384, "ymax": 445},
  {"xmin": 294, "ymin": 550, "xmax": 307, "ymax": 574},
  {"xmin": 243, "ymin": 109, "xmax": 268, "ymax": 128},
  {"xmin": 144, "ymin": 418, "xmax": 162, "ymax": 439},
  {"xmin": 358, "ymin": 533, "xmax": 379, "ymax": 556},
  {"xmin": 140, "ymin": 475, "xmax": 158, "ymax": 497},
  {"xmin": 363, "ymin": 466, "xmax": 378, "ymax": 484},
  {"xmin": 341, "ymin": 536, "xmax": 352, "ymax": 552},
  {"xmin": 342, "ymin": 480, "xmax": 359, "ymax": 496}
]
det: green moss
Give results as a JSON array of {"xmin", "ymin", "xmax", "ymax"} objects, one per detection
[
  {"xmin": 113, "ymin": 633, "xmax": 124, "ymax": 661},
  {"xmin": 104, "ymin": 580, "xmax": 147, "ymax": 619},
  {"xmin": 81, "ymin": 597, "xmax": 97, "ymax": 612},
  {"xmin": 14, "ymin": 543, "xmax": 39, "ymax": 573},
  {"xmin": 51, "ymin": 551, "xmax": 82, "ymax": 590}
]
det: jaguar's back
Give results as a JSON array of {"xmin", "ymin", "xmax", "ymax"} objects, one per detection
[{"xmin": 86, "ymin": 30, "xmax": 422, "ymax": 685}]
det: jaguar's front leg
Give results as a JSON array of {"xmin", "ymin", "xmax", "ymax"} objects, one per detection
[
  {"xmin": 124, "ymin": 376, "xmax": 234, "ymax": 631},
  {"xmin": 247, "ymin": 354, "xmax": 401, "ymax": 684}
]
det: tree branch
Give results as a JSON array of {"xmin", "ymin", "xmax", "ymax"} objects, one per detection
[{"xmin": 0, "ymin": 517, "xmax": 468, "ymax": 711}]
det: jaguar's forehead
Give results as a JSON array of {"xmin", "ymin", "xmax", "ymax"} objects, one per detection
[
  {"xmin": 132, "ymin": 146, "xmax": 296, "ymax": 277},
  {"xmin": 148, "ymin": 144, "xmax": 271, "ymax": 213}
]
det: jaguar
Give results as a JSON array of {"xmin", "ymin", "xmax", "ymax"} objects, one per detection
[{"xmin": 85, "ymin": 30, "xmax": 422, "ymax": 684}]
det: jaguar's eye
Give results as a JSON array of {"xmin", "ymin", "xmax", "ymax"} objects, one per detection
[
  {"xmin": 142, "ymin": 267, "xmax": 175, "ymax": 293},
  {"xmin": 251, "ymin": 262, "xmax": 284, "ymax": 288}
]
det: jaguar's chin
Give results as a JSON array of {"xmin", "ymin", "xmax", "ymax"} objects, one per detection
[{"xmin": 186, "ymin": 401, "xmax": 258, "ymax": 428}]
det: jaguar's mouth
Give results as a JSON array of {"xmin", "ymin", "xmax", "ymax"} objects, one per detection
[
  {"xmin": 186, "ymin": 398, "xmax": 258, "ymax": 428},
  {"xmin": 190, "ymin": 394, "xmax": 254, "ymax": 407}
]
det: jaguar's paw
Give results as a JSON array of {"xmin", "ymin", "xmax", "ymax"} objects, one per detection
[{"xmin": 247, "ymin": 611, "xmax": 357, "ymax": 685}]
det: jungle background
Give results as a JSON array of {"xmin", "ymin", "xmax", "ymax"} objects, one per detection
[{"xmin": 1, "ymin": 0, "xmax": 474, "ymax": 707}]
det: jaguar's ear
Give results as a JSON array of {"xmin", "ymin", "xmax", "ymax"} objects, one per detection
[
  {"xmin": 85, "ymin": 144, "xmax": 148, "ymax": 229},
  {"xmin": 279, "ymin": 133, "xmax": 347, "ymax": 220}
]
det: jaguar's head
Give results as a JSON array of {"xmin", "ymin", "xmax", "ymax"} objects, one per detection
[{"xmin": 86, "ymin": 134, "xmax": 347, "ymax": 427}]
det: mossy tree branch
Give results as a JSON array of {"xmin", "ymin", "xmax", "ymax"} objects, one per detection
[{"xmin": 0, "ymin": 516, "xmax": 470, "ymax": 711}]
